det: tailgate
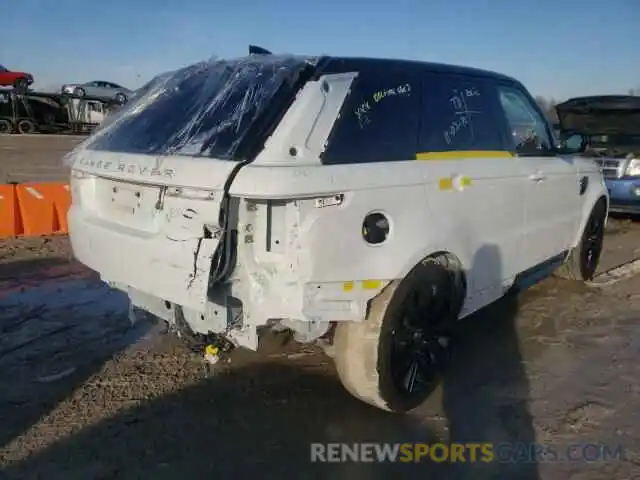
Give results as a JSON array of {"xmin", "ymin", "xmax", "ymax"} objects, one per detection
[{"xmin": 69, "ymin": 160, "xmax": 230, "ymax": 311}]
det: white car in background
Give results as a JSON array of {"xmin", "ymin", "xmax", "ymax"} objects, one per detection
[{"xmin": 61, "ymin": 80, "xmax": 131, "ymax": 103}]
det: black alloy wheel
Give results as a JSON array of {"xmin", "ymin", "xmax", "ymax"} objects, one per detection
[
  {"xmin": 580, "ymin": 204, "xmax": 605, "ymax": 279},
  {"xmin": 387, "ymin": 281, "xmax": 452, "ymax": 399}
]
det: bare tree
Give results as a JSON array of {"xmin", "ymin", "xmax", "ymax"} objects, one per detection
[
  {"xmin": 535, "ymin": 96, "xmax": 558, "ymax": 123},
  {"xmin": 546, "ymin": 97, "xmax": 558, "ymax": 123},
  {"xmin": 534, "ymin": 96, "xmax": 548, "ymax": 112}
]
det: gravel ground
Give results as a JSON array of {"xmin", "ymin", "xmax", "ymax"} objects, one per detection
[
  {"xmin": 0, "ymin": 221, "xmax": 640, "ymax": 479},
  {"xmin": 0, "ymin": 135, "xmax": 83, "ymax": 184}
]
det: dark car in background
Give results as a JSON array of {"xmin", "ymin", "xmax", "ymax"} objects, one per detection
[{"xmin": 556, "ymin": 95, "xmax": 640, "ymax": 214}]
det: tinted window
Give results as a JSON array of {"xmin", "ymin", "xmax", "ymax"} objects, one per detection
[
  {"xmin": 497, "ymin": 85, "xmax": 553, "ymax": 154},
  {"xmin": 419, "ymin": 73, "xmax": 507, "ymax": 153},
  {"xmin": 320, "ymin": 69, "xmax": 421, "ymax": 164}
]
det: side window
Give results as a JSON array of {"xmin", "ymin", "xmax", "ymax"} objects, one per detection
[
  {"xmin": 419, "ymin": 74, "xmax": 508, "ymax": 153},
  {"xmin": 320, "ymin": 70, "xmax": 421, "ymax": 164},
  {"xmin": 497, "ymin": 85, "xmax": 553, "ymax": 154}
]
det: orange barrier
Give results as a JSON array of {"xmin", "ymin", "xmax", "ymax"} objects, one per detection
[
  {"xmin": 0, "ymin": 182, "xmax": 71, "ymax": 239},
  {"xmin": 0, "ymin": 185, "xmax": 21, "ymax": 238}
]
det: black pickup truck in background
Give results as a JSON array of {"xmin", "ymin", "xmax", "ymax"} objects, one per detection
[{"xmin": 0, "ymin": 90, "xmax": 125, "ymax": 135}]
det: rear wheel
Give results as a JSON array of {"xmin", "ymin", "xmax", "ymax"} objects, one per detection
[
  {"xmin": 17, "ymin": 119, "xmax": 36, "ymax": 134},
  {"xmin": 555, "ymin": 199, "xmax": 607, "ymax": 281},
  {"xmin": 0, "ymin": 119, "xmax": 13, "ymax": 134},
  {"xmin": 115, "ymin": 93, "xmax": 127, "ymax": 103},
  {"xmin": 333, "ymin": 256, "xmax": 463, "ymax": 412}
]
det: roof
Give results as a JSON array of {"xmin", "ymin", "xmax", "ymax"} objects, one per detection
[{"xmin": 319, "ymin": 55, "xmax": 519, "ymax": 84}]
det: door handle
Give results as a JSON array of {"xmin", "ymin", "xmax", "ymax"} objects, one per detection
[{"xmin": 528, "ymin": 171, "xmax": 546, "ymax": 182}]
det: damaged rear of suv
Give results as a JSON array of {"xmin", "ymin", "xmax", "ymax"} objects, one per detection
[
  {"xmin": 66, "ymin": 53, "xmax": 324, "ymax": 348},
  {"xmin": 66, "ymin": 49, "xmax": 607, "ymax": 413}
]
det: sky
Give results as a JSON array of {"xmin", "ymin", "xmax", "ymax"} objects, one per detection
[{"xmin": 1, "ymin": 0, "xmax": 638, "ymax": 100}]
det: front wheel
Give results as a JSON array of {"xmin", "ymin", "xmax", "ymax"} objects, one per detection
[
  {"xmin": 555, "ymin": 199, "xmax": 607, "ymax": 281},
  {"xmin": 333, "ymin": 257, "xmax": 463, "ymax": 412}
]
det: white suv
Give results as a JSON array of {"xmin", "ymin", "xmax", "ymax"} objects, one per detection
[{"xmin": 65, "ymin": 53, "xmax": 608, "ymax": 413}]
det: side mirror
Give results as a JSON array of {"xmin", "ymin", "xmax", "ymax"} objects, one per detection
[{"xmin": 556, "ymin": 132, "xmax": 587, "ymax": 154}]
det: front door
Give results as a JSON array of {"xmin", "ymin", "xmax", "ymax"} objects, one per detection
[{"xmin": 496, "ymin": 84, "xmax": 581, "ymax": 267}]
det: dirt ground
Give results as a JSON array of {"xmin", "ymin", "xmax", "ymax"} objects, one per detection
[
  {"xmin": 0, "ymin": 135, "xmax": 83, "ymax": 183},
  {"xmin": 2, "ymin": 134, "xmax": 640, "ymax": 478},
  {"xmin": 0, "ymin": 218, "xmax": 639, "ymax": 479}
]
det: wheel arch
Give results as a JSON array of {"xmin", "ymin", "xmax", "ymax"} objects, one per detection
[
  {"xmin": 366, "ymin": 249, "xmax": 467, "ymax": 321},
  {"xmin": 571, "ymin": 194, "xmax": 609, "ymax": 247}
]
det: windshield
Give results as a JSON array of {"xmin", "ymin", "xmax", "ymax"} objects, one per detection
[
  {"xmin": 85, "ymin": 54, "xmax": 316, "ymax": 160},
  {"xmin": 0, "ymin": 65, "xmax": 7, "ymax": 72}
]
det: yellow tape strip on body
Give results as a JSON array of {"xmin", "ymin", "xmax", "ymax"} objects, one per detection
[{"xmin": 416, "ymin": 150, "xmax": 515, "ymax": 160}]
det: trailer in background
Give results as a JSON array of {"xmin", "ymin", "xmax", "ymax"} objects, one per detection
[{"xmin": 0, "ymin": 90, "xmax": 125, "ymax": 135}]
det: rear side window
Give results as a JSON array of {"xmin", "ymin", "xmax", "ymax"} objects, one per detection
[
  {"xmin": 320, "ymin": 69, "xmax": 421, "ymax": 164},
  {"xmin": 418, "ymin": 73, "xmax": 507, "ymax": 154}
]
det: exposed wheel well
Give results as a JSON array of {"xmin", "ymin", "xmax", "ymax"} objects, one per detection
[
  {"xmin": 593, "ymin": 195, "xmax": 609, "ymax": 227},
  {"xmin": 365, "ymin": 250, "xmax": 467, "ymax": 321},
  {"xmin": 598, "ymin": 195, "xmax": 608, "ymax": 212},
  {"xmin": 333, "ymin": 250, "xmax": 466, "ymax": 412}
]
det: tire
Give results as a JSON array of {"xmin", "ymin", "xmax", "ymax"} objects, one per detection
[
  {"xmin": 555, "ymin": 199, "xmax": 607, "ymax": 281},
  {"xmin": 0, "ymin": 118, "xmax": 13, "ymax": 134},
  {"xmin": 17, "ymin": 119, "xmax": 36, "ymax": 134},
  {"xmin": 13, "ymin": 78, "xmax": 28, "ymax": 91},
  {"xmin": 74, "ymin": 87, "xmax": 85, "ymax": 97},
  {"xmin": 333, "ymin": 256, "xmax": 464, "ymax": 412},
  {"xmin": 115, "ymin": 93, "xmax": 127, "ymax": 103}
]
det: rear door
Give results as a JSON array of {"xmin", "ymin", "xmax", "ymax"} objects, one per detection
[
  {"xmin": 418, "ymin": 73, "xmax": 528, "ymax": 294},
  {"xmin": 496, "ymin": 83, "xmax": 581, "ymax": 266}
]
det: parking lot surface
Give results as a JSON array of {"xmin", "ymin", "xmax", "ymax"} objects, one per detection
[
  {"xmin": 1, "ymin": 136, "xmax": 640, "ymax": 479},
  {"xmin": 0, "ymin": 135, "xmax": 83, "ymax": 183}
]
